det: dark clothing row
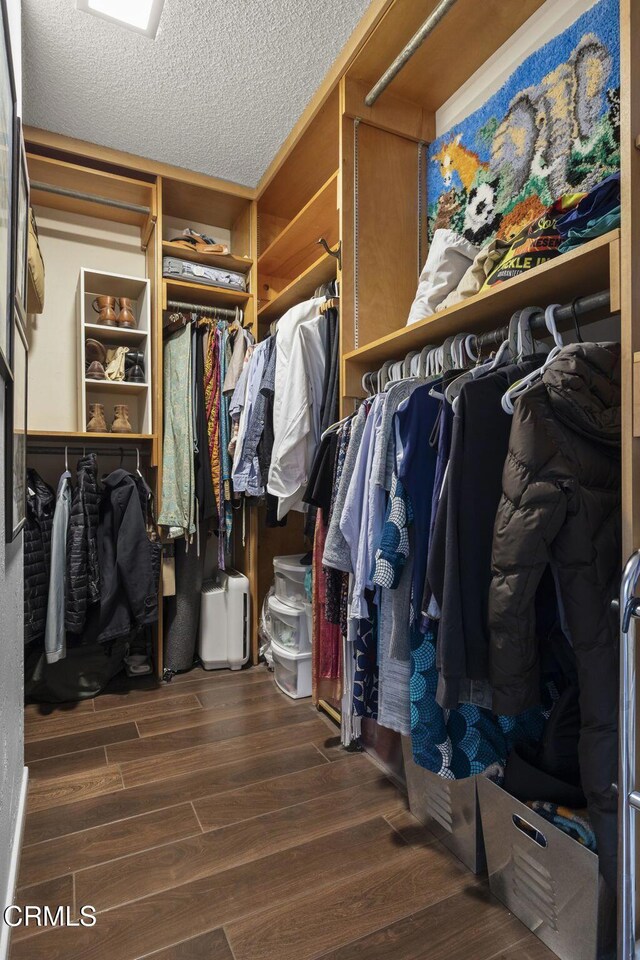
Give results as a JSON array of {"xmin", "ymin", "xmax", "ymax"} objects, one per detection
[{"xmin": 24, "ymin": 462, "xmax": 160, "ymax": 657}]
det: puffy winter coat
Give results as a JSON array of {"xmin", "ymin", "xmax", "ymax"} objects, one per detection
[
  {"xmin": 489, "ymin": 341, "xmax": 621, "ymax": 892},
  {"xmin": 65, "ymin": 453, "xmax": 100, "ymax": 634},
  {"xmin": 24, "ymin": 470, "xmax": 55, "ymax": 647}
]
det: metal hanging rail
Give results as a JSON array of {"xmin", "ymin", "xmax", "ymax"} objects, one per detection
[
  {"xmin": 165, "ymin": 299, "xmax": 239, "ymax": 320},
  {"xmin": 364, "ymin": 0, "xmax": 460, "ymax": 106},
  {"xmin": 474, "ymin": 289, "xmax": 612, "ymax": 351},
  {"xmin": 27, "ymin": 444, "xmax": 146, "ymax": 456},
  {"xmin": 30, "ymin": 181, "xmax": 151, "ymax": 216}
]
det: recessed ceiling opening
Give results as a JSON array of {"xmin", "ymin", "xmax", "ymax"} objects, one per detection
[{"xmin": 76, "ymin": 0, "xmax": 165, "ymax": 38}]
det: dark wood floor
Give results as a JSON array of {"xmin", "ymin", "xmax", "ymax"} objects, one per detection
[{"xmin": 11, "ymin": 665, "xmax": 557, "ymax": 960}]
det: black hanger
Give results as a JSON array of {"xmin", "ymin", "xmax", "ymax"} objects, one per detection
[{"xmin": 570, "ymin": 297, "xmax": 584, "ymax": 343}]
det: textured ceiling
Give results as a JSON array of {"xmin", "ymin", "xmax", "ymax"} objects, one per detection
[{"xmin": 23, "ymin": 0, "xmax": 372, "ymax": 188}]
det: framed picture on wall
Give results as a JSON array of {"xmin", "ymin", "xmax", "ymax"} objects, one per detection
[
  {"xmin": 13, "ymin": 118, "xmax": 28, "ymax": 317},
  {"xmin": 0, "ymin": 0, "xmax": 16, "ymax": 383},
  {"xmin": 5, "ymin": 309, "xmax": 27, "ymax": 541}
]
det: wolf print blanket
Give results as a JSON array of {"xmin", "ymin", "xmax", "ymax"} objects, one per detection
[{"xmin": 427, "ymin": 0, "xmax": 620, "ymax": 246}]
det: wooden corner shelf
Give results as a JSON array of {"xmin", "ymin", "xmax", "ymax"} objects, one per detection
[
  {"xmin": 258, "ymin": 171, "xmax": 339, "ymax": 280},
  {"xmin": 163, "ymin": 278, "xmax": 251, "ymax": 310},
  {"xmin": 258, "ymin": 253, "xmax": 337, "ymax": 323},
  {"xmin": 344, "ymin": 230, "xmax": 619, "ymax": 372},
  {"xmin": 162, "ymin": 242, "xmax": 253, "ymax": 274}
]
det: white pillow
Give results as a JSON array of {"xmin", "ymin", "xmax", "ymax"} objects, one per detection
[{"xmin": 407, "ymin": 229, "xmax": 479, "ymax": 325}]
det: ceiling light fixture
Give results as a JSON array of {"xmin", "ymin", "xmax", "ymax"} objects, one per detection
[{"xmin": 76, "ymin": 0, "xmax": 165, "ymax": 38}]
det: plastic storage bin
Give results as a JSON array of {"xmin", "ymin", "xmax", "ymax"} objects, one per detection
[
  {"xmin": 401, "ymin": 736, "xmax": 486, "ymax": 874},
  {"xmin": 273, "ymin": 554, "xmax": 310, "ymax": 607},
  {"xmin": 268, "ymin": 595, "xmax": 311, "ymax": 653},
  {"xmin": 271, "ymin": 637, "xmax": 312, "ymax": 699},
  {"xmin": 477, "ymin": 776, "xmax": 614, "ymax": 960}
]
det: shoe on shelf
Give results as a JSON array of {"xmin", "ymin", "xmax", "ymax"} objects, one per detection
[
  {"xmin": 87, "ymin": 403, "xmax": 107, "ymax": 433},
  {"xmin": 125, "ymin": 363, "xmax": 145, "ymax": 383},
  {"xmin": 86, "ymin": 360, "xmax": 107, "ymax": 380},
  {"xmin": 85, "ymin": 339, "xmax": 106, "ymax": 365},
  {"xmin": 125, "ymin": 350, "xmax": 144, "ymax": 367},
  {"xmin": 111, "ymin": 404, "xmax": 133, "ymax": 434},
  {"xmin": 117, "ymin": 297, "xmax": 137, "ymax": 328},
  {"xmin": 92, "ymin": 295, "xmax": 117, "ymax": 326}
]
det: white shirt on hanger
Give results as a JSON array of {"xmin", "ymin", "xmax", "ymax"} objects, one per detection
[{"xmin": 268, "ymin": 297, "xmax": 326, "ymax": 519}]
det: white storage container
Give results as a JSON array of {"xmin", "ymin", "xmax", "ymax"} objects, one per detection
[
  {"xmin": 273, "ymin": 554, "xmax": 310, "ymax": 607},
  {"xmin": 199, "ymin": 569, "xmax": 250, "ymax": 670},
  {"xmin": 271, "ymin": 637, "xmax": 312, "ymax": 699},
  {"xmin": 268, "ymin": 595, "xmax": 311, "ymax": 653}
]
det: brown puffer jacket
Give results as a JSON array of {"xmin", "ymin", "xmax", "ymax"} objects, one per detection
[{"xmin": 489, "ymin": 341, "xmax": 621, "ymax": 892}]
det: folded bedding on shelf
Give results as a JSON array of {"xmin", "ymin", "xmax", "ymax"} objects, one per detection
[{"xmin": 162, "ymin": 256, "xmax": 246, "ymax": 291}]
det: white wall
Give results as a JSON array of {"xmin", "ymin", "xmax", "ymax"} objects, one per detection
[
  {"xmin": 0, "ymin": 1, "xmax": 26, "ymax": 958},
  {"xmin": 435, "ymin": 0, "xmax": 599, "ymax": 136}
]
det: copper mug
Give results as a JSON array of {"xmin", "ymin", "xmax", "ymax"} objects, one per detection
[
  {"xmin": 92, "ymin": 295, "xmax": 117, "ymax": 326},
  {"xmin": 118, "ymin": 297, "xmax": 137, "ymax": 329}
]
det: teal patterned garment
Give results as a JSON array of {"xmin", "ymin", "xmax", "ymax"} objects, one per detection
[
  {"xmin": 158, "ymin": 325, "xmax": 195, "ymax": 538},
  {"xmin": 410, "ymin": 617, "xmax": 551, "ymax": 779}
]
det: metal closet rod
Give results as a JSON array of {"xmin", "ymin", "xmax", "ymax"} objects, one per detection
[
  {"xmin": 31, "ymin": 181, "xmax": 150, "ymax": 216},
  {"xmin": 166, "ymin": 299, "xmax": 239, "ymax": 320},
  {"xmin": 474, "ymin": 289, "xmax": 612, "ymax": 350},
  {"xmin": 364, "ymin": 0, "xmax": 459, "ymax": 106},
  {"xmin": 27, "ymin": 444, "xmax": 147, "ymax": 456}
]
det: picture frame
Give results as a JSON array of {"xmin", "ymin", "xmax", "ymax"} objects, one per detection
[
  {"xmin": 0, "ymin": 0, "xmax": 15, "ymax": 383},
  {"xmin": 5, "ymin": 306, "xmax": 27, "ymax": 541},
  {"xmin": 13, "ymin": 117, "xmax": 28, "ymax": 317}
]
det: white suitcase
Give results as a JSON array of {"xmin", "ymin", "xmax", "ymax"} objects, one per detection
[{"xmin": 199, "ymin": 569, "xmax": 250, "ymax": 670}]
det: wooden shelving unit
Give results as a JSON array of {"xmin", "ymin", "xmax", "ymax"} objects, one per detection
[
  {"xmin": 27, "ymin": 152, "xmax": 157, "ymax": 250},
  {"xmin": 258, "ymin": 171, "xmax": 339, "ymax": 281},
  {"xmin": 163, "ymin": 277, "xmax": 251, "ymax": 310},
  {"xmin": 258, "ymin": 253, "xmax": 337, "ymax": 322},
  {"xmin": 342, "ymin": 230, "xmax": 620, "ymax": 396},
  {"xmin": 27, "ymin": 430, "xmax": 155, "ymax": 442},
  {"xmin": 161, "ymin": 241, "xmax": 253, "ymax": 274}
]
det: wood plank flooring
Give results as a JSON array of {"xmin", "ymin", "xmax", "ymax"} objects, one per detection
[{"xmin": 11, "ymin": 665, "xmax": 556, "ymax": 960}]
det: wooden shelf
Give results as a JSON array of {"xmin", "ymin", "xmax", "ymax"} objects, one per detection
[
  {"xmin": 28, "ymin": 153, "xmax": 156, "ymax": 248},
  {"xmin": 163, "ymin": 278, "xmax": 251, "ymax": 310},
  {"xmin": 258, "ymin": 253, "xmax": 337, "ymax": 322},
  {"xmin": 84, "ymin": 323, "xmax": 148, "ymax": 344},
  {"xmin": 344, "ymin": 231, "xmax": 619, "ymax": 371},
  {"xmin": 28, "ymin": 431, "xmax": 155, "ymax": 442},
  {"xmin": 85, "ymin": 379, "xmax": 148, "ymax": 395},
  {"xmin": 162, "ymin": 242, "xmax": 253, "ymax": 274},
  {"xmin": 258, "ymin": 172, "xmax": 339, "ymax": 280},
  {"xmin": 347, "ymin": 0, "xmax": 545, "ymax": 112}
]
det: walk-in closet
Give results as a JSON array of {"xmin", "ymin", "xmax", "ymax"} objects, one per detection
[{"xmin": 1, "ymin": 0, "xmax": 639, "ymax": 958}]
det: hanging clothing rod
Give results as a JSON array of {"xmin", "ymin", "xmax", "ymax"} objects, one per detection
[
  {"xmin": 166, "ymin": 299, "xmax": 238, "ymax": 320},
  {"xmin": 31, "ymin": 181, "xmax": 151, "ymax": 216},
  {"xmin": 474, "ymin": 289, "xmax": 611, "ymax": 351},
  {"xmin": 364, "ymin": 0, "xmax": 459, "ymax": 106},
  {"xmin": 27, "ymin": 444, "xmax": 146, "ymax": 456}
]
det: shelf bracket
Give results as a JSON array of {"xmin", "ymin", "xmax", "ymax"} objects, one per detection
[{"xmin": 317, "ymin": 237, "xmax": 342, "ymax": 271}]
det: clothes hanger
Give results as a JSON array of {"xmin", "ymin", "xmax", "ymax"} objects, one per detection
[
  {"xmin": 136, "ymin": 447, "xmax": 144, "ymax": 480},
  {"xmin": 501, "ymin": 304, "xmax": 564, "ymax": 414},
  {"xmin": 64, "ymin": 445, "xmax": 69, "ymax": 473}
]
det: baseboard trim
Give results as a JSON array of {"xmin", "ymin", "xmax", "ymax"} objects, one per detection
[{"xmin": 0, "ymin": 766, "xmax": 29, "ymax": 960}]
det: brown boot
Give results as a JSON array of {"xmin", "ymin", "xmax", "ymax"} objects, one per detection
[
  {"xmin": 117, "ymin": 297, "xmax": 137, "ymax": 328},
  {"xmin": 87, "ymin": 403, "xmax": 107, "ymax": 433},
  {"xmin": 111, "ymin": 404, "xmax": 133, "ymax": 433}
]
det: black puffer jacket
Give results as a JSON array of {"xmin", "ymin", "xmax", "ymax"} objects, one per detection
[
  {"xmin": 489, "ymin": 342, "xmax": 621, "ymax": 891},
  {"xmin": 24, "ymin": 470, "xmax": 55, "ymax": 647},
  {"xmin": 65, "ymin": 454, "xmax": 100, "ymax": 634}
]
